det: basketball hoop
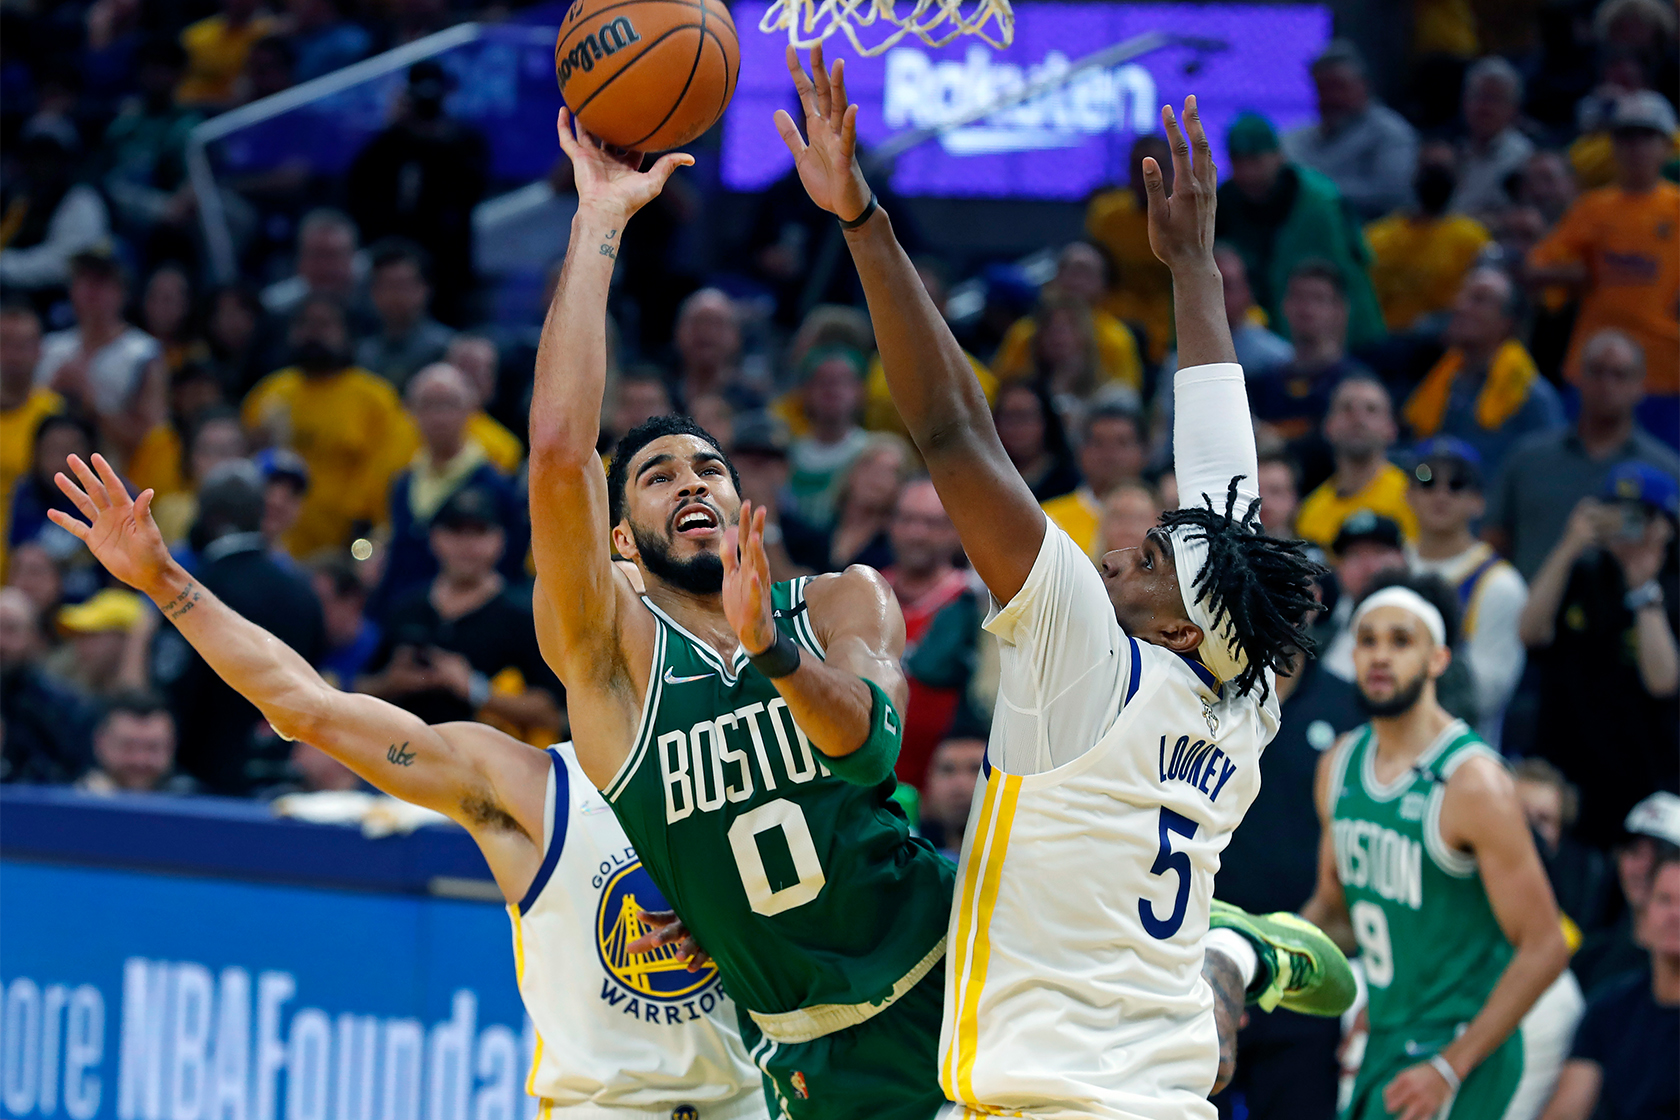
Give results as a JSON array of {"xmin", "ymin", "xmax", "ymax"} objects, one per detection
[{"xmin": 758, "ymin": 0, "xmax": 1014, "ymax": 56}]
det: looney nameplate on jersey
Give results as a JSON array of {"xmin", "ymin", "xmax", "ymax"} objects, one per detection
[{"xmin": 595, "ymin": 853, "xmax": 725, "ymax": 1022}]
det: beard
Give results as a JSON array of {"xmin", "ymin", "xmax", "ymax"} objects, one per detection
[
  {"xmin": 1355, "ymin": 665, "xmax": 1429, "ymax": 718},
  {"xmin": 631, "ymin": 519, "xmax": 724, "ymax": 595}
]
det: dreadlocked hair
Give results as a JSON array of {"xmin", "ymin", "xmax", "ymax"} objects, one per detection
[{"xmin": 1157, "ymin": 476, "xmax": 1329, "ymax": 701}]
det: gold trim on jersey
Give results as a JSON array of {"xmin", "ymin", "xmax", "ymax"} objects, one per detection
[{"xmin": 942, "ymin": 768, "xmax": 1023, "ymax": 1109}]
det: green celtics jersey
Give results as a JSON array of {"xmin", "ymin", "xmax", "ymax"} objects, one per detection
[
  {"xmin": 1329, "ymin": 720, "xmax": 1511, "ymax": 1032},
  {"xmin": 604, "ymin": 576, "xmax": 954, "ymax": 1018}
]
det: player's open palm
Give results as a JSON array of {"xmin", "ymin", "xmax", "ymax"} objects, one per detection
[
  {"xmin": 554, "ymin": 107, "xmax": 693, "ymax": 220},
  {"xmin": 1142, "ymin": 95, "xmax": 1219, "ymax": 271},
  {"xmin": 774, "ymin": 45, "xmax": 871, "ymax": 223},
  {"xmin": 722, "ymin": 501, "xmax": 778, "ymax": 656},
  {"xmin": 48, "ymin": 454, "xmax": 172, "ymax": 595}
]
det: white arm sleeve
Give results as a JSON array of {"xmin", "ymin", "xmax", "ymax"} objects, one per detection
[
  {"xmin": 1172, "ymin": 362, "xmax": 1259, "ymax": 512},
  {"xmin": 982, "ymin": 523, "xmax": 1134, "ymax": 775},
  {"xmin": 1465, "ymin": 567, "xmax": 1528, "ymax": 727}
]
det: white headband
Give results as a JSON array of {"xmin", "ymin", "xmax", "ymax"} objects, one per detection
[
  {"xmin": 1169, "ymin": 526, "xmax": 1247, "ymax": 683},
  {"xmin": 1351, "ymin": 586, "xmax": 1447, "ymax": 647}
]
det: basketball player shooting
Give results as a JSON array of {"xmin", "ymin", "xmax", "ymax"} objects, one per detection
[
  {"xmin": 46, "ymin": 454, "xmax": 769, "ymax": 1120},
  {"xmin": 772, "ymin": 47, "xmax": 1356, "ymax": 1119}
]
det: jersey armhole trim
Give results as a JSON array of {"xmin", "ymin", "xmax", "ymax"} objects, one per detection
[
  {"xmin": 518, "ymin": 748, "xmax": 569, "ymax": 915},
  {"xmin": 1123, "ymin": 636, "xmax": 1143, "ymax": 705}
]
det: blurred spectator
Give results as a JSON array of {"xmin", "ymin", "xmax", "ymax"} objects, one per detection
[
  {"xmin": 1217, "ymin": 113, "xmax": 1386, "ymax": 350},
  {"xmin": 175, "ymin": 0, "xmax": 281, "ymax": 108},
  {"xmin": 1319, "ymin": 511, "xmax": 1409, "ymax": 679},
  {"xmin": 1520, "ymin": 464, "xmax": 1679, "ymax": 848},
  {"xmin": 991, "ymin": 244, "xmax": 1145, "ymax": 400},
  {"xmin": 97, "ymin": 37, "xmax": 201, "ymax": 252},
  {"xmin": 43, "ymin": 588, "xmax": 154, "ymax": 702},
  {"xmin": 918, "ymin": 728, "xmax": 987, "ymax": 860},
  {"xmin": 1515, "ymin": 758, "xmax": 1610, "ymax": 938},
  {"xmin": 346, "ymin": 61, "xmax": 489, "ymax": 325},
  {"xmin": 1085, "ymin": 134, "xmax": 1176, "ymax": 363},
  {"xmin": 1295, "ymin": 375, "xmax": 1419, "ymax": 549},
  {"xmin": 142, "ymin": 265, "xmax": 210, "ymax": 377},
  {"xmin": 788, "ymin": 347, "xmax": 871, "ymax": 528},
  {"xmin": 285, "ymin": 0, "xmax": 371, "ymax": 82},
  {"xmin": 168, "ymin": 464, "xmax": 324, "ymax": 794},
  {"xmin": 1365, "ymin": 145, "xmax": 1493, "ymax": 333},
  {"xmin": 373, "ymin": 363, "xmax": 524, "ymax": 620},
  {"xmin": 1406, "ymin": 437, "xmax": 1527, "ymax": 744},
  {"xmin": 1574, "ymin": 794, "xmax": 1680, "ymax": 993},
  {"xmin": 1401, "ymin": 266, "xmax": 1564, "ymax": 474},
  {"xmin": 992, "ymin": 380, "xmax": 1080, "ymax": 503},
  {"xmin": 1517, "ymin": 150, "xmax": 1581, "ymax": 228},
  {"xmin": 884, "ymin": 479, "xmax": 972, "ymax": 785},
  {"xmin": 6, "ymin": 542, "xmax": 65, "ymax": 620},
  {"xmin": 690, "ymin": 393, "xmax": 735, "ymax": 451},
  {"xmin": 204, "ymin": 283, "xmax": 268, "ymax": 399},
  {"xmin": 1255, "ymin": 449, "xmax": 1302, "ymax": 538},
  {"xmin": 1041, "ymin": 403, "xmax": 1149, "ymax": 559},
  {"xmin": 149, "ymin": 407, "xmax": 247, "ymax": 544},
  {"xmin": 823, "ymin": 434, "xmax": 911, "ymax": 571},
  {"xmin": 358, "ymin": 486, "xmax": 562, "ymax": 741},
  {"xmin": 0, "ymin": 586, "xmax": 91, "ymax": 783},
  {"xmin": 243, "ymin": 33, "xmax": 298, "ymax": 103},
  {"xmin": 1282, "ymin": 40, "xmax": 1421, "ymax": 222},
  {"xmin": 443, "ymin": 334, "xmax": 523, "ymax": 472},
  {"xmin": 0, "ymin": 303, "xmax": 61, "ymax": 572},
  {"xmin": 73, "ymin": 692, "xmax": 198, "ymax": 795},
  {"xmin": 670, "ymin": 288, "xmax": 752, "ymax": 412},
  {"xmin": 356, "ymin": 239, "xmax": 454, "ymax": 390},
  {"xmin": 1487, "ymin": 329, "xmax": 1680, "ymax": 579},
  {"xmin": 311, "ymin": 556, "xmax": 380, "ymax": 689},
  {"xmin": 242, "ymin": 293, "xmax": 416, "ymax": 558},
  {"xmin": 602, "ymin": 368, "xmax": 675, "ymax": 457},
  {"xmin": 1451, "ymin": 58, "xmax": 1537, "ymax": 218},
  {"xmin": 34, "ymin": 250, "xmax": 165, "ymax": 466},
  {"xmin": 728, "ymin": 412, "xmax": 825, "ymax": 579},
  {"xmin": 1212, "ymin": 618, "xmax": 1362, "ymax": 1120},
  {"xmin": 1539, "ymin": 847, "xmax": 1678, "ymax": 1120},
  {"xmin": 268, "ymin": 740, "xmax": 365, "ymax": 796},
  {"xmin": 0, "ymin": 128, "xmax": 112, "ymax": 296},
  {"xmin": 1096, "ymin": 482, "xmax": 1161, "ymax": 558},
  {"xmin": 1529, "ymin": 92, "xmax": 1680, "ymax": 436},
  {"xmin": 260, "ymin": 208, "xmax": 362, "ymax": 321},
  {"xmin": 7, "ymin": 414, "xmax": 96, "ymax": 573},
  {"xmin": 1249, "ymin": 260, "xmax": 1371, "ymax": 458},
  {"xmin": 253, "ymin": 449, "xmax": 309, "ymax": 570}
]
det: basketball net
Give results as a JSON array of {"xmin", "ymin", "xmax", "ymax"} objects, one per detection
[{"xmin": 758, "ymin": 0, "xmax": 1014, "ymax": 56}]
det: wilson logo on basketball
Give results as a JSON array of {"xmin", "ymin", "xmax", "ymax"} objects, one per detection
[{"xmin": 556, "ymin": 17, "xmax": 642, "ymax": 90}]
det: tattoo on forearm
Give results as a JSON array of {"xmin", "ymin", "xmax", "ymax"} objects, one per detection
[
  {"xmin": 1204, "ymin": 950, "xmax": 1245, "ymax": 1095},
  {"xmin": 599, "ymin": 227, "xmax": 619, "ymax": 260},
  {"xmin": 387, "ymin": 742, "xmax": 416, "ymax": 767},
  {"xmin": 159, "ymin": 582, "xmax": 201, "ymax": 621}
]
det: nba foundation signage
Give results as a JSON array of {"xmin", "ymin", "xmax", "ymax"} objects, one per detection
[
  {"xmin": 0, "ymin": 861, "xmax": 536, "ymax": 1120},
  {"xmin": 722, "ymin": 1, "xmax": 1330, "ymax": 199}
]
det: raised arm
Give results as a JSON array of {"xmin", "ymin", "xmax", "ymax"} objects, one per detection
[
  {"xmin": 773, "ymin": 46, "xmax": 1045, "ymax": 604},
  {"xmin": 527, "ymin": 111, "xmax": 691, "ymax": 677},
  {"xmin": 50, "ymin": 455, "xmax": 552, "ymax": 901},
  {"xmin": 722, "ymin": 502, "xmax": 906, "ymax": 781}
]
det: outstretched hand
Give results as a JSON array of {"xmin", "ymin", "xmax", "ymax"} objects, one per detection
[
  {"xmin": 773, "ymin": 45, "xmax": 873, "ymax": 224},
  {"xmin": 722, "ymin": 501, "xmax": 778, "ymax": 656},
  {"xmin": 626, "ymin": 909, "xmax": 713, "ymax": 971},
  {"xmin": 1141, "ymin": 96, "xmax": 1219, "ymax": 272},
  {"xmin": 555, "ymin": 108, "xmax": 693, "ymax": 222},
  {"xmin": 48, "ymin": 454, "xmax": 174, "ymax": 597}
]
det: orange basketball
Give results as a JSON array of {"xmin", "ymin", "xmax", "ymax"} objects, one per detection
[{"xmin": 555, "ymin": 0, "xmax": 740, "ymax": 152}]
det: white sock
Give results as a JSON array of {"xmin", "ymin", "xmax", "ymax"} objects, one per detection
[{"xmin": 1206, "ymin": 928, "xmax": 1260, "ymax": 990}]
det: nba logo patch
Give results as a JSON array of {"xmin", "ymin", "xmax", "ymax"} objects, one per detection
[
  {"xmin": 791, "ymin": 1072, "xmax": 810, "ymax": 1099},
  {"xmin": 672, "ymin": 1107, "xmax": 698, "ymax": 1120}
]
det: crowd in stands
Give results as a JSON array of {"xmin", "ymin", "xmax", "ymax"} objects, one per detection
[{"xmin": 1, "ymin": 0, "xmax": 1677, "ymax": 1112}]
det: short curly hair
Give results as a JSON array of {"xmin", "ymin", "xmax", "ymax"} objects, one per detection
[{"xmin": 605, "ymin": 415, "xmax": 740, "ymax": 528}]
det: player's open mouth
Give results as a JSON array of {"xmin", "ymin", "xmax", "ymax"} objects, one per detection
[{"xmin": 672, "ymin": 504, "xmax": 720, "ymax": 538}]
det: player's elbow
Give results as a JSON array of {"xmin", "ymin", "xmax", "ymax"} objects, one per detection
[
  {"xmin": 1520, "ymin": 917, "xmax": 1572, "ymax": 981},
  {"xmin": 266, "ymin": 679, "xmax": 333, "ymax": 748},
  {"xmin": 528, "ymin": 418, "xmax": 600, "ymax": 471}
]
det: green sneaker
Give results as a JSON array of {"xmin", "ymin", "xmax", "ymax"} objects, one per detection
[{"xmin": 1209, "ymin": 900, "xmax": 1356, "ymax": 1017}]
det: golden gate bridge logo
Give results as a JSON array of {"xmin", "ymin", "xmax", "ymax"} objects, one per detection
[{"xmin": 596, "ymin": 861, "xmax": 719, "ymax": 1001}]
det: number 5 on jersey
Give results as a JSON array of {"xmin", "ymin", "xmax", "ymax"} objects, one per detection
[{"xmin": 1140, "ymin": 808, "xmax": 1199, "ymax": 939}]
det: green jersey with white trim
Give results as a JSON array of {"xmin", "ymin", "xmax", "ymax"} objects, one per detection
[
  {"xmin": 603, "ymin": 576, "xmax": 954, "ymax": 1018},
  {"xmin": 1328, "ymin": 720, "xmax": 1512, "ymax": 1031}
]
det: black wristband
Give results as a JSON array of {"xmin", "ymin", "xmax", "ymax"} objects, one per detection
[
  {"xmin": 838, "ymin": 191, "xmax": 878, "ymax": 230},
  {"xmin": 748, "ymin": 628, "xmax": 802, "ymax": 678}
]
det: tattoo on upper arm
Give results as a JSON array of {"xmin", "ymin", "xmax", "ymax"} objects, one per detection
[
  {"xmin": 160, "ymin": 582, "xmax": 200, "ymax": 621},
  {"xmin": 386, "ymin": 742, "xmax": 416, "ymax": 766},
  {"xmin": 599, "ymin": 228, "xmax": 619, "ymax": 260}
]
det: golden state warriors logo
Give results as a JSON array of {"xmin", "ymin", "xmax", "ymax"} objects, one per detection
[{"xmin": 596, "ymin": 860, "xmax": 723, "ymax": 1022}]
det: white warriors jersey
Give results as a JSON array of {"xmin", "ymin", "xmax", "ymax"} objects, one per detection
[
  {"xmin": 939, "ymin": 524, "xmax": 1278, "ymax": 1120},
  {"xmin": 508, "ymin": 743, "xmax": 766, "ymax": 1119}
]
